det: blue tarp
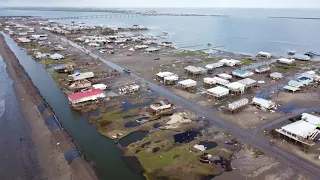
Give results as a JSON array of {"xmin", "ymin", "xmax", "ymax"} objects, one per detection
[
  {"xmin": 64, "ymin": 149, "xmax": 80, "ymax": 165},
  {"xmin": 44, "ymin": 115, "xmax": 60, "ymax": 132}
]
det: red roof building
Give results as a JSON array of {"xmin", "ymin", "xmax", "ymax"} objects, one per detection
[{"xmin": 68, "ymin": 89, "xmax": 106, "ymax": 104}]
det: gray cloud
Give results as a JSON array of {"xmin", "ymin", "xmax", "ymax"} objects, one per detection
[{"xmin": 1, "ymin": 0, "xmax": 320, "ymax": 8}]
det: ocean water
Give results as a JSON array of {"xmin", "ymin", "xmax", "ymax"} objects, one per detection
[
  {"xmin": 0, "ymin": 56, "xmax": 41, "ymax": 179},
  {"xmin": 1, "ymin": 8, "xmax": 320, "ymax": 55}
]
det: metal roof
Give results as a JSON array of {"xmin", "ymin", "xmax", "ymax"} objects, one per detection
[
  {"xmin": 281, "ymin": 120, "xmax": 317, "ymax": 138},
  {"xmin": 301, "ymin": 113, "xmax": 320, "ymax": 126}
]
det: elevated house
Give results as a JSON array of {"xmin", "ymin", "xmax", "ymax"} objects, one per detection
[
  {"xmin": 178, "ymin": 79, "xmax": 197, "ymax": 91},
  {"xmin": 277, "ymin": 58, "xmax": 295, "ymax": 65},
  {"xmin": 232, "ymin": 69, "xmax": 254, "ymax": 78},
  {"xmin": 237, "ymin": 78, "xmax": 257, "ymax": 89},
  {"xmin": 255, "ymin": 66, "xmax": 271, "ymax": 73},
  {"xmin": 217, "ymin": 73, "xmax": 232, "ymax": 80},
  {"xmin": 119, "ymin": 84, "xmax": 140, "ymax": 95},
  {"xmin": 184, "ymin": 66, "xmax": 207, "ymax": 76},
  {"xmin": 293, "ymin": 54, "xmax": 311, "ymax": 61},
  {"xmin": 252, "ymin": 97, "xmax": 276, "ymax": 111},
  {"xmin": 282, "ymin": 85, "xmax": 301, "ymax": 93},
  {"xmin": 225, "ymin": 82, "xmax": 245, "ymax": 94},
  {"xmin": 213, "ymin": 76, "xmax": 230, "ymax": 86},
  {"xmin": 146, "ymin": 99, "xmax": 172, "ymax": 115},
  {"xmin": 205, "ymin": 62, "xmax": 224, "ymax": 73},
  {"xmin": 207, "ymin": 86, "xmax": 230, "ymax": 100},
  {"xmin": 164, "ymin": 75, "xmax": 179, "ymax": 85},
  {"xmin": 270, "ymin": 72, "xmax": 283, "ymax": 80},
  {"xmin": 276, "ymin": 116, "xmax": 320, "ymax": 146},
  {"xmin": 257, "ymin": 51, "xmax": 272, "ymax": 58},
  {"xmin": 203, "ymin": 77, "xmax": 216, "ymax": 88},
  {"xmin": 68, "ymin": 89, "xmax": 105, "ymax": 105},
  {"xmin": 288, "ymin": 80, "xmax": 305, "ymax": 88},
  {"xmin": 68, "ymin": 72, "xmax": 94, "ymax": 81}
]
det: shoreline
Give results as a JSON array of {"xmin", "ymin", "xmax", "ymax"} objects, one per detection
[{"xmin": 0, "ymin": 33, "xmax": 98, "ymax": 180}]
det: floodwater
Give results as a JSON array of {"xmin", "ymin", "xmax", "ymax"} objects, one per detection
[
  {"xmin": 1, "ymin": 33, "xmax": 144, "ymax": 180},
  {"xmin": 118, "ymin": 131, "xmax": 149, "ymax": 147},
  {"xmin": 0, "ymin": 56, "xmax": 42, "ymax": 179}
]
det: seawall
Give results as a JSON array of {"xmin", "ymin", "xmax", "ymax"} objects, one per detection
[{"xmin": 0, "ymin": 33, "xmax": 98, "ymax": 180}]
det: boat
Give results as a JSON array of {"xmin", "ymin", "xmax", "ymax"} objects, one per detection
[
  {"xmin": 287, "ymin": 50, "xmax": 296, "ymax": 56},
  {"xmin": 0, "ymin": 99, "xmax": 5, "ymax": 118},
  {"xmin": 207, "ymin": 42, "xmax": 212, "ymax": 46},
  {"xmin": 163, "ymin": 31, "xmax": 168, "ymax": 35}
]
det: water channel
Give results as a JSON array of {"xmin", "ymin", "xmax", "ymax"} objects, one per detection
[{"xmin": 1, "ymin": 33, "xmax": 144, "ymax": 180}]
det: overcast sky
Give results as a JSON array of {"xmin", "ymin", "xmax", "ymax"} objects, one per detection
[{"xmin": 1, "ymin": 0, "xmax": 320, "ymax": 8}]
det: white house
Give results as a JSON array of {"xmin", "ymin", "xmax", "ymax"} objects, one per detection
[
  {"xmin": 69, "ymin": 72, "xmax": 94, "ymax": 81},
  {"xmin": 252, "ymin": 97, "xmax": 277, "ymax": 110},
  {"xmin": 205, "ymin": 62, "xmax": 224, "ymax": 70},
  {"xmin": 258, "ymin": 51, "xmax": 272, "ymax": 58},
  {"xmin": 207, "ymin": 86, "xmax": 230, "ymax": 99},
  {"xmin": 277, "ymin": 58, "xmax": 295, "ymax": 65},
  {"xmin": 213, "ymin": 76, "xmax": 230, "ymax": 86},
  {"xmin": 178, "ymin": 79, "xmax": 197, "ymax": 88},
  {"xmin": 225, "ymin": 82, "xmax": 245, "ymax": 94},
  {"xmin": 17, "ymin": 37, "xmax": 31, "ymax": 43},
  {"xmin": 217, "ymin": 73, "xmax": 232, "ymax": 80}
]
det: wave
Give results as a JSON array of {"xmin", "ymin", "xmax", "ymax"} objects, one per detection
[{"xmin": 0, "ymin": 99, "xmax": 5, "ymax": 118}]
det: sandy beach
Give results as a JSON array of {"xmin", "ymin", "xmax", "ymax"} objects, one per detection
[{"xmin": 0, "ymin": 34, "xmax": 74, "ymax": 180}]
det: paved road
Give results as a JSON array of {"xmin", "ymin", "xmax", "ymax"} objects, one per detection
[{"xmin": 67, "ymin": 38, "xmax": 320, "ymax": 179}]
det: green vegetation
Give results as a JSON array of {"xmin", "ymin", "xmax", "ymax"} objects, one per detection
[
  {"xmin": 102, "ymin": 107, "xmax": 141, "ymax": 122},
  {"xmin": 241, "ymin": 58, "xmax": 253, "ymax": 65},
  {"xmin": 203, "ymin": 57, "xmax": 221, "ymax": 62},
  {"xmin": 276, "ymin": 65, "xmax": 297, "ymax": 73},
  {"xmin": 49, "ymin": 71, "xmax": 67, "ymax": 86},
  {"xmin": 40, "ymin": 58, "xmax": 74, "ymax": 65},
  {"xmin": 173, "ymin": 50, "xmax": 208, "ymax": 57}
]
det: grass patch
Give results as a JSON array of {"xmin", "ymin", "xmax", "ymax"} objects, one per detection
[
  {"xmin": 276, "ymin": 65, "xmax": 297, "ymax": 73},
  {"xmin": 40, "ymin": 58, "xmax": 74, "ymax": 65},
  {"xmin": 174, "ymin": 50, "xmax": 208, "ymax": 57},
  {"xmin": 49, "ymin": 71, "xmax": 67, "ymax": 88},
  {"xmin": 102, "ymin": 107, "xmax": 141, "ymax": 122},
  {"xmin": 137, "ymin": 143, "xmax": 215, "ymax": 177},
  {"xmin": 241, "ymin": 58, "xmax": 253, "ymax": 65}
]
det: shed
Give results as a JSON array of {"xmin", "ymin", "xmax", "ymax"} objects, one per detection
[
  {"xmin": 301, "ymin": 113, "xmax": 320, "ymax": 126},
  {"xmin": 225, "ymin": 82, "xmax": 245, "ymax": 93},
  {"xmin": 178, "ymin": 79, "xmax": 197, "ymax": 88},
  {"xmin": 252, "ymin": 97, "xmax": 276, "ymax": 110},
  {"xmin": 237, "ymin": 78, "xmax": 257, "ymax": 88},
  {"xmin": 207, "ymin": 86, "xmax": 230, "ymax": 99},
  {"xmin": 50, "ymin": 53, "xmax": 64, "ymax": 60},
  {"xmin": 270, "ymin": 72, "xmax": 283, "ymax": 79}
]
